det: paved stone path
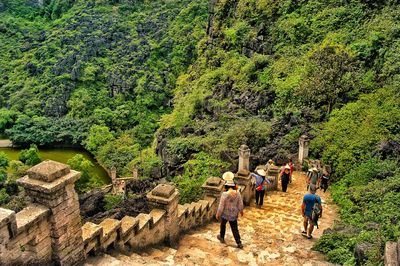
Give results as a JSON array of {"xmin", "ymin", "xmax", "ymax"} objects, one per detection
[{"xmin": 86, "ymin": 171, "xmax": 337, "ymax": 265}]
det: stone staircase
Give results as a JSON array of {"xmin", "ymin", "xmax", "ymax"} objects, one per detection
[{"xmin": 85, "ymin": 172, "xmax": 338, "ymax": 266}]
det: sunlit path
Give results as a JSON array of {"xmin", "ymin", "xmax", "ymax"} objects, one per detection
[{"xmin": 86, "ymin": 171, "xmax": 337, "ymax": 265}]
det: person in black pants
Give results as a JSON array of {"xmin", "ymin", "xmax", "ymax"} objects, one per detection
[
  {"xmin": 251, "ymin": 169, "xmax": 271, "ymax": 208},
  {"xmin": 216, "ymin": 171, "xmax": 244, "ymax": 248},
  {"xmin": 280, "ymin": 165, "xmax": 291, "ymax": 192}
]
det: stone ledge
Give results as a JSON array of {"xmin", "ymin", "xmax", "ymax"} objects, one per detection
[
  {"xmin": 17, "ymin": 170, "xmax": 80, "ymax": 194},
  {"xmin": 178, "ymin": 205, "xmax": 189, "ymax": 218},
  {"xmin": 99, "ymin": 218, "xmax": 121, "ymax": 241},
  {"xmin": 151, "ymin": 184, "xmax": 175, "ymax": 198},
  {"xmin": 0, "ymin": 208, "xmax": 16, "ymax": 229},
  {"xmin": 147, "ymin": 189, "xmax": 179, "ymax": 205},
  {"xmin": 82, "ymin": 222, "xmax": 103, "ymax": 245},
  {"xmin": 27, "ymin": 160, "xmax": 70, "ymax": 182},
  {"xmin": 120, "ymin": 216, "xmax": 139, "ymax": 239},
  {"xmin": 202, "ymin": 177, "xmax": 224, "ymax": 192},
  {"xmin": 149, "ymin": 209, "xmax": 166, "ymax": 228},
  {"xmin": 136, "ymin": 213, "xmax": 153, "ymax": 232},
  {"xmin": 16, "ymin": 204, "xmax": 50, "ymax": 234}
]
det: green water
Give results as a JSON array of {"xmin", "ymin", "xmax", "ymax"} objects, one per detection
[{"xmin": 0, "ymin": 147, "xmax": 110, "ymax": 184}]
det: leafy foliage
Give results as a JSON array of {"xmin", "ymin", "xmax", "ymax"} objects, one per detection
[
  {"xmin": 173, "ymin": 152, "xmax": 229, "ymax": 204},
  {"xmin": 19, "ymin": 144, "xmax": 41, "ymax": 165}
]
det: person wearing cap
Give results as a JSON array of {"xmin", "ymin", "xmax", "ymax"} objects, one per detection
[
  {"xmin": 301, "ymin": 184, "xmax": 322, "ymax": 239},
  {"xmin": 279, "ymin": 165, "xmax": 291, "ymax": 192},
  {"xmin": 250, "ymin": 168, "xmax": 271, "ymax": 208},
  {"xmin": 216, "ymin": 171, "xmax": 244, "ymax": 249}
]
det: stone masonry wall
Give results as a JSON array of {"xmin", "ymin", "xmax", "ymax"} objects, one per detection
[{"xmin": 0, "ymin": 145, "xmax": 262, "ymax": 265}]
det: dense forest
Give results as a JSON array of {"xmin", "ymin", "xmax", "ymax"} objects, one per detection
[{"xmin": 0, "ymin": 0, "xmax": 399, "ymax": 264}]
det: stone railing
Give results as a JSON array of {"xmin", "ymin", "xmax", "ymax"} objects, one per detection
[
  {"xmin": 0, "ymin": 143, "xmax": 271, "ymax": 265},
  {"xmin": 80, "ymin": 176, "xmax": 225, "ymax": 257},
  {"xmin": 384, "ymin": 239, "xmax": 400, "ymax": 266},
  {"xmin": 0, "ymin": 160, "xmax": 84, "ymax": 266}
]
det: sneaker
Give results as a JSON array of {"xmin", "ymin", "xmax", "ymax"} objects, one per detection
[
  {"xmin": 217, "ymin": 235, "xmax": 225, "ymax": 243},
  {"xmin": 306, "ymin": 235, "xmax": 313, "ymax": 239},
  {"xmin": 237, "ymin": 243, "xmax": 243, "ymax": 249},
  {"xmin": 301, "ymin": 231, "xmax": 307, "ymax": 234}
]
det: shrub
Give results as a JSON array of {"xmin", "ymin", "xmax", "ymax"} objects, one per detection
[
  {"xmin": 173, "ymin": 152, "xmax": 229, "ymax": 204},
  {"xmin": 104, "ymin": 194, "xmax": 123, "ymax": 211}
]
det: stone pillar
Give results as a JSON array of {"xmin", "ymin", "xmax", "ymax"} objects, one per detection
[
  {"xmin": 237, "ymin": 144, "xmax": 250, "ymax": 176},
  {"xmin": 146, "ymin": 184, "xmax": 179, "ymax": 248},
  {"xmin": 235, "ymin": 145, "xmax": 252, "ymax": 205},
  {"xmin": 17, "ymin": 160, "xmax": 84, "ymax": 266},
  {"xmin": 267, "ymin": 165, "xmax": 279, "ymax": 191},
  {"xmin": 202, "ymin": 177, "xmax": 224, "ymax": 204},
  {"xmin": 298, "ymin": 135, "xmax": 310, "ymax": 165}
]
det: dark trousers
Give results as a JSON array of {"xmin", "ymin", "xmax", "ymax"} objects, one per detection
[
  {"xmin": 255, "ymin": 190, "xmax": 265, "ymax": 205},
  {"xmin": 220, "ymin": 218, "xmax": 241, "ymax": 245},
  {"xmin": 281, "ymin": 177, "xmax": 289, "ymax": 192}
]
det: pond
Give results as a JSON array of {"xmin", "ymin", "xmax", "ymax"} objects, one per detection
[{"xmin": 0, "ymin": 147, "xmax": 111, "ymax": 185}]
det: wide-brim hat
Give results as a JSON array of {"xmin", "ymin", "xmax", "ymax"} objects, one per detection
[
  {"xmin": 268, "ymin": 159, "xmax": 273, "ymax": 163},
  {"xmin": 222, "ymin": 171, "xmax": 235, "ymax": 181},
  {"xmin": 312, "ymin": 167, "xmax": 318, "ymax": 172},
  {"xmin": 284, "ymin": 164, "xmax": 290, "ymax": 170},
  {"xmin": 256, "ymin": 169, "xmax": 266, "ymax": 176}
]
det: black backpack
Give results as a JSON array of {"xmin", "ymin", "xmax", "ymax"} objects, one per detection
[{"xmin": 311, "ymin": 196, "xmax": 322, "ymax": 228}]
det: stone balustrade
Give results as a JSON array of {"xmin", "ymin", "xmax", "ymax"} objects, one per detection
[{"xmin": 0, "ymin": 144, "xmax": 280, "ymax": 265}]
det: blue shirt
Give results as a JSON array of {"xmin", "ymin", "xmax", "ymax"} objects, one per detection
[
  {"xmin": 303, "ymin": 194, "xmax": 321, "ymax": 217},
  {"xmin": 251, "ymin": 173, "xmax": 271, "ymax": 191}
]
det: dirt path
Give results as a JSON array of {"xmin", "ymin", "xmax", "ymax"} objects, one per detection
[{"xmin": 86, "ymin": 171, "xmax": 338, "ymax": 265}]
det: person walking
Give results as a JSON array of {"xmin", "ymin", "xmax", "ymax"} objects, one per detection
[
  {"xmin": 251, "ymin": 168, "xmax": 271, "ymax": 208},
  {"xmin": 288, "ymin": 159, "xmax": 295, "ymax": 183},
  {"xmin": 307, "ymin": 167, "xmax": 320, "ymax": 190},
  {"xmin": 216, "ymin": 171, "xmax": 244, "ymax": 248},
  {"xmin": 320, "ymin": 171, "xmax": 329, "ymax": 192},
  {"xmin": 265, "ymin": 159, "xmax": 275, "ymax": 173},
  {"xmin": 301, "ymin": 184, "xmax": 322, "ymax": 239},
  {"xmin": 280, "ymin": 165, "xmax": 291, "ymax": 192}
]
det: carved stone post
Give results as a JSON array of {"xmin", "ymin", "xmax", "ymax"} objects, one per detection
[
  {"xmin": 146, "ymin": 184, "xmax": 179, "ymax": 248},
  {"xmin": 202, "ymin": 177, "xmax": 224, "ymax": 214},
  {"xmin": 235, "ymin": 145, "xmax": 252, "ymax": 206},
  {"xmin": 238, "ymin": 145, "xmax": 250, "ymax": 176},
  {"xmin": 298, "ymin": 135, "xmax": 310, "ymax": 165},
  {"xmin": 17, "ymin": 160, "xmax": 84, "ymax": 266},
  {"xmin": 267, "ymin": 165, "xmax": 279, "ymax": 191}
]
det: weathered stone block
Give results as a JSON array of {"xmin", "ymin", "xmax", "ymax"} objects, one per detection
[
  {"xmin": 15, "ymin": 204, "xmax": 50, "ymax": 234},
  {"xmin": 17, "ymin": 170, "xmax": 80, "ymax": 195},
  {"xmin": 27, "ymin": 160, "xmax": 70, "ymax": 182},
  {"xmin": 0, "ymin": 208, "xmax": 17, "ymax": 238},
  {"xmin": 151, "ymin": 184, "xmax": 175, "ymax": 198}
]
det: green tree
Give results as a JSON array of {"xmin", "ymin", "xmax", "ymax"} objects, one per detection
[
  {"xmin": 19, "ymin": 144, "xmax": 41, "ymax": 166},
  {"xmin": 297, "ymin": 44, "xmax": 357, "ymax": 114},
  {"xmin": 84, "ymin": 125, "xmax": 114, "ymax": 153},
  {"xmin": 67, "ymin": 154, "xmax": 102, "ymax": 193}
]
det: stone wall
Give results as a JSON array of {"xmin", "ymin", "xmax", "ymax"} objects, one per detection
[
  {"xmin": 0, "ymin": 145, "xmax": 265, "ymax": 265},
  {"xmin": 0, "ymin": 160, "xmax": 84, "ymax": 266},
  {"xmin": 81, "ymin": 178, "xmax": 224, "ymax": 257}
]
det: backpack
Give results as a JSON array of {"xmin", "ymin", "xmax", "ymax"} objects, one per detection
[{"xmin": 311, "ymin": 197, "xmax": 322, "ymax": 228}]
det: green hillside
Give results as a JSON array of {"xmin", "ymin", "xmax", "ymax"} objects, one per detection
[{"xmin": 0, "ymin": 0, "xmax": 399, "ymax": 264}]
